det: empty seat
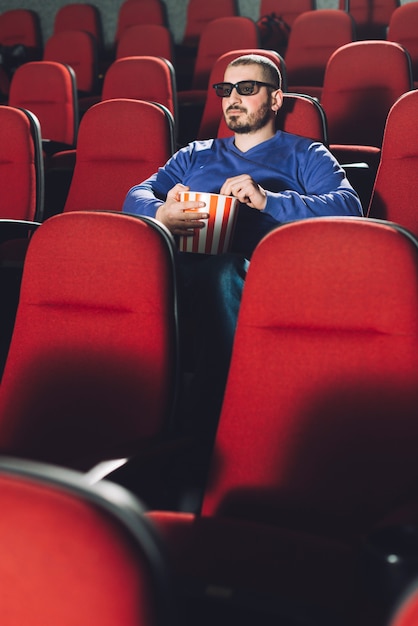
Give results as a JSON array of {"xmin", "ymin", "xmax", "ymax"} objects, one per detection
[
  {"xmin": 148, "ymin": 215, "xmax": 418, "ymax": 624},
  {"xmin": 0, "ymin": 209, "xmax": 179, "ymax": 473},
  {"xmin": 8, "ymin": 60, "xmax": 79, "ymax": 163},
  {"xmin": 367, "ymin": 90, "xmax": 418, "ymax": 233},
  {"xmin": 0, "ymin": 456, "xmax": 175, "ymax": 626},
  {"xmin": 181, "ymin": 0, "xmax": 238, "ymax": 49},
  {"xmin": 175, "ymin": 0, "xmax": 237, "ymax": 90},
  {"xmin": 182, "ymin": 17, "xmax": 259, "ymax": 93},
  {"xmin": 320, "ymin": 39, "xmax": 413, "ymax": 187},
  {"xmin": 0, "ymin": 105, "xmax": 44, "ymax": 222},
  {"xmin": 116, "ymin": 23, "xmax": 174, "ymax": 63},
  {"xmin": 115, "ymin": 0, "xmax": 167, "ymax": 45},
  {"xmin": 53, "ymin": 3, "xmax": 104, "ymax": 57},
  {"xmin": 0, "ymin": 105, "xmax": 44, "ymax": 372},
  {"xmin": 387, "ymin": 2, "xmax": 418, "ymax": 88},
  {"xmin": 62, "ymin": 98, "xmax": 174, "ymax": 215},
  {"xmin": 43, "ymin": 30, "xmax": 99, "ymax": 97},
  {"xmin": 285, "ymin": 9, "xmax": 355, "ymax": 100}
]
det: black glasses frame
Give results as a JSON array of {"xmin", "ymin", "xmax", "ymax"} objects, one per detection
[{"xmin": 212, "ymin": 80, "xmax": 279, "ymax": 98}]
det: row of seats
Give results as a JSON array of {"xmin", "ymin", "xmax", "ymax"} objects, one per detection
[
  {"xmin": 2, "ymin": 1, "xmax": 416, "ymax": 101},
  {"xmin": 1, "ymin": 38, "xmax": 413, "ymax": 218}
]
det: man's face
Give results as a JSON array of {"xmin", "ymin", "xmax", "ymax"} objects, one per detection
[{"xmin": 222, "ymin": 64, "xmax": 276, "ymax": 134}]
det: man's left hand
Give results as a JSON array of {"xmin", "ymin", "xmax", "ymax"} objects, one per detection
[{"xmin": 220, "ymin": 174, "xmax": 267, "ymax": 210}]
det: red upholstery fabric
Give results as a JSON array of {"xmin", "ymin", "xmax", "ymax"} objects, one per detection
[
  {"xmin": 144, "ymin": 218, "xmax": 418, "ymax": 625},
  {"xmin": 368, "ymin": 90, "xmax": 418, "ymax": 231},
  {"xmin": 321, "ymin": 40, "xmax": 413, "ymax": 165},
  {"xmin": 183, "ymin": 17, "xmax": 260, "ymax": 93},
  {"xmin": 53, "ymin": 3, "xmax": 104, "ymax": 53},
  {"xmin": 181, "ymin": 0, "xmax": 237, "ymax": 48},
  {"xmin": 0, "ymin": 457, "xmax": 173, "ymax": 626},
  {"xmin": 217, "ymin": 92, "xmax": 328, "ymax": 144},
  {"xmin": 339, "ymin": 0, "xmax": 399, "ymax": 39},
  {"xmin": 116, "ymin": 24, "xmax": 173, "ymax": 63},
  {"xmin": 285, "ymin": 9, "xmax": 354, "ymax": 99},
  {"xmin": 0, "ymin": 211, "xmax": 178, "ymax": 470},
  {"xmin": 387, "ymin": 3, "xmax": 418, "ymax": 88},
  {"xmin": 196, "ymin": 48, "xmax": 286, "ymax": 141},
  {"xmin": 390, "ymin": 584, "xmax": 418, "ymax": 626},
  {"xmin": 62, "ymin": 98, "xmax": 174, "ymax": 214},
  {"xmin": 8, "ymin": 61, "xmax": 78, "ymax": 148},
  {"xmin": 115, "ymin": 0, "xmax": 167, "ymax": 44},
  {"xmin": 321, "ymin": 40, "xmax": 412, "ymax": 147},
  {"xmin": 201, "ymin": 217, "xmax": 418, "ymax": 540},
  {"xmin": 0, "ymin": 9, "xmax": 42, "ymax": 60},
  {"xmin": 259, "ymin": 0, "xmax": 316, "ymax": 28},
  {"xmin": 44, "ymin": 30, "xmax": 98, "ymax": 95},
  {"xmin": 102, "ymin": 56, "xmax": 177, "ymax": 121},
  {"xmin": 0, "ymin": 105, "xmax": 43, "ymax": 221}
]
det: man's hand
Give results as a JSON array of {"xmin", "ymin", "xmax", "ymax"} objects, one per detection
[
  {"xmin": 155, "ymin": 184, "xmax": 209, "ymax": 236},
  {"xmin": 220, "ymin": 175, "xmax": 267, "ymax": 210}
]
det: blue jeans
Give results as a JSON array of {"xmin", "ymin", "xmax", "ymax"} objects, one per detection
[{"xmin": 176, "ymin": 252, "xmax": 250, "ymax": 439}]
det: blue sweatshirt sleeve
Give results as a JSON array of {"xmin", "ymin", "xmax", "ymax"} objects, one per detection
[{"xmin": 263, "ymin": 142, "xmax": 363, "ymax": 220}]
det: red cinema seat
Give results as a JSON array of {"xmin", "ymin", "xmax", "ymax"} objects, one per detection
[
  {"xmin": 368, "ymin": 90, "xmax": 418, "ymax": 232},
  {"xmin": 0, "ymin": 456, "xmax": 175, "ymax": 626},
  {"xmin": 148, "ymin": 216, "xmax": 418, "ymax": 625},
  {"xmin": 0, "ymin": 210, "xmax": 179, "ymax": 474}
]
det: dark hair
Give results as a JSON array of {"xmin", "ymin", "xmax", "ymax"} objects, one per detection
[{"xmin": 227, "ymin": 54, "xmax": 282, "ymax": 90}]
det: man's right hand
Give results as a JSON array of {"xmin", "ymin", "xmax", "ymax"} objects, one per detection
[{"xmin": 155, "ymin": 184, "xmax": 209, "ymax": 236}]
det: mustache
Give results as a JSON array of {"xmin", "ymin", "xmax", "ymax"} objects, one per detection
[{"xmin": 226, "ymin": 105, "xmax": 247, "ymax": 113}]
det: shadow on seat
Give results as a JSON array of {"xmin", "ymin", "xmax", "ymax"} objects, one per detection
[
  {"xmin": 0, "ymin": 211, "xmax": 181, "ymax": 493},
  {"xmin": 147, "ymin": 216, "xmax": 418, "ymax": 626}
]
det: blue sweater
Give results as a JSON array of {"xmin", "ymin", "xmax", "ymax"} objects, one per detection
[{"xmin": 123, "ymin": 132, "xmax": 363, "ymax": 257}]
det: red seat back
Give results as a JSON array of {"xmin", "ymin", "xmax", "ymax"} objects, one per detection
[
  {"xmin": 115, "ymin": 0, "xmax": 167, "ymax": 44},
  {"xmin": 53, "ymin": 3, "xmax": 104, "ymax": 53},
  {"xmin": 63, "ymin": 98, "xmax": 174, "ymax": 214},
  {"xmin": 203, "ymin": 217, "xmax": 418, "ymax": 540},
  {"xmin": 191, "ymin": 17, "xmax": 260, "ymax": 90},
  {"xmin": 0, "ymin": 105, "xmax": 43, "ymax": 221},
  {"xmin": 0, "ymin": 457, "xmax": 174, "ymax": 626},
  {"xmin": 116, "ymin": 24, "xmax": 173, "ymax": 63},
  {"xmin": 285, "ymin": 9, "xmax": 354, "ymax": 99},
  {"xmin": 44, "ymin": 30, "xmax": 98, "ymax": 95},
  {"xmin": 182, "ymin": 0, "xmax": 237, "ymax": 47},
  {"xmin": 8, "ymin": 61, "xmax": 78, "ymax": 148},
  {"xmin": 0, "ymin": 210, "xmax": 179, "ymax": 470},
  {"xmin": 387, "ymin": 3, "xmax": 418, "ymax": 88},
  {"xmin": 102, "ymin": 56, "xmax": 177, "ymax": 121},
  {"xmin": 368, "ymin": 90, "xmax": 418, "ymax": 232},
  {"xmin": 321, "ymin": 40, "xmax": 413, "ymax": 148}
]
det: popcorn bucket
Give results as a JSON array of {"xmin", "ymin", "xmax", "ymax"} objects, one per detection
[{"xmin": 178, "ymin": 191, "xmax": 239, "ymax": 254}]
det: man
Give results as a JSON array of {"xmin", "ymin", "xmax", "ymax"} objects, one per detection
[{"xmin": 122, "ymin": 54, "xmax": 363, "ymax": 446}]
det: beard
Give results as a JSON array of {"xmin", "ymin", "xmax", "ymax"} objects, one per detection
[{"xmin": 225, "ymin": 101, "xmax": 271, "ymax": 134}]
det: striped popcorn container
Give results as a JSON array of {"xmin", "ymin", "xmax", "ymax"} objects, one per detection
[{"xmin": 178, "ymin": 191, "xmax": 239, "ymax": 254}]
